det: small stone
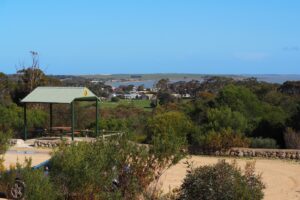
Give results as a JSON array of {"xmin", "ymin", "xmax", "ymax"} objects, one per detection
[{"xmin": 280, "ymin": 152, "xmax": 286, "ymax": 159}]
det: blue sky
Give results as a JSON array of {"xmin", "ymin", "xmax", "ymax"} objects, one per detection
[{"xmin": 0, "ymin": 0, "xmax": 299, "ymax": 75}]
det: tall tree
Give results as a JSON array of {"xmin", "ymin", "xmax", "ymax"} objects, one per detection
[
  {"xmin": 17, "ymin": 51, "xmax": 47, "ymax": 92},
  {"xmin": 13, "ymin": 51, "xmax": 48, "ymax": 103}
]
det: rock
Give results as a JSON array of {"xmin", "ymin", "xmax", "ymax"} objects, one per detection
[
  {"xmin": 238, "ymin": 151, "xmax": 244, "ymax": 157},
  {"xmin": 280, "ymin": 152, "xmax": 286, "ymax": 159}
]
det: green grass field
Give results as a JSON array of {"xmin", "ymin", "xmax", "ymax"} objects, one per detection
[{"xmin": 100, "ymin": 99, "xmax": 152, "ymax": 111}]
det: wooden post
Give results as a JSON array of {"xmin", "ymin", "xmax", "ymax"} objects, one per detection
[
  {"xmin": 71, "ymin": 101, "xmax": 75, "ymax": 141},
  {"xmin": 24, "ymin": 103, "xmax": 27, "ymax": 140},
  {"xmin": 96, "ymin": 99, "xmax": 99, "ymax": 137},
  {"xmin": 49, "ymin": 103, "xmax": 53, "ymax": 133}
]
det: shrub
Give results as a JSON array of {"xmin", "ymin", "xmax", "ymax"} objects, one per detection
[
  {"xmin": 205, "ymin": 106, "xmax": 248, "ymax": 133},
  {"xmin": 50, "ymin": 135, "xmax": 184, "ymax": 199},
  {"xmin": 111, "ymin": 96, "xmax": 120, "ymax": 102},
  {"xmin": 250, "ymin": 137, "xmax": 278, "ymax": 149},
  {"xmin": 179, "ymin": 160, "xmax": 265, "ymax": 200},
  {"xmin": 20, "ymin": 168, "xmax": 61, "ymax": 200},
  {"xmin": 0, "ymin": 130, "xmax": 12, "ymax": 154},
  {"xmin": 0, "ymin": 159, "xmax": 60, "ymax": 200},
  {"xmin": 284, "ymin": 128, "xmax": 300, "ymax": 149},
  {"xmin": 251, "ymin": 119, "xmax": 285, "ymax": 148},
  {"xmin": 0, "ymin": 104, "xmax": 48, "ymax": 137},
  {"xmin": 195, "ymin": 128, "xmax": 249, "ymax": 152},
  {"xmin": 146, "ymin": 111, "xmax": 193, "ymax": 161}
]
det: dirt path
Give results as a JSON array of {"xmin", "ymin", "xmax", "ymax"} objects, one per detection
[
  {"xmin": 2, "ymin": 149, "xmax": 51, "ymax": 169},
  {"xmin": 158, "ymin": 156, "xmax": 300, "ymax": 200}
]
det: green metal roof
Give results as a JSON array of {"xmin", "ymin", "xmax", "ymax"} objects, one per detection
[{"xmin": 21, "ymin": 87, "xmax": 99, "ymax": 104}]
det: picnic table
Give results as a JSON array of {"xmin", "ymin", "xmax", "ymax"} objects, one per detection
[{"xmin": 50, "ymin": 126, "xmax": 72, "ymax": 133}]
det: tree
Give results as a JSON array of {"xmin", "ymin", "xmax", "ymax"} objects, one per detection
[
  {"xmin": 0, "ymin": 72, "xmax": 13, "ymax": 105},
  {"xmin": 13, "ymin": 51, "xmax": 48, "ymax": 103},
  {"xmin": 216, "ymin": 85, "xmax": 263, "ymax": 119},
  {"xmin": 137, "ymin": 84, "xmax": 144, "ymax": 91},
  {"xmin": 146, "ymin": 111, "xmax": 193, "ymax": 160},
  {"xmin": 17, "ymin": 51, "xmax": 47, "ymax": 92},
  {"xmin": 278, "ymin": 81, "xmax": 300, "ymax": 95},
  {"xmin": 157, "ymin": 91, "xmax": 176, "ymax": 105},
  {"xmin": 205, "ymin": 106, "xmax": 247, "ymax": 133},
  {"xmin": 156, "ymin": 78, "xmax": 169, "ymax": 91},
  {"xmin": 287, "ymin": 105, "xmax": 300, "ymax": 131}
]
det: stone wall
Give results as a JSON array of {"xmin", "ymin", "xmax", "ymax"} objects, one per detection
[
  {"xmin": 33, "ymin": 139, "xmax": 70, "ymax": 148},
  {"xmin": 211, "ymin": 148, "xmax": 300, "ymax": 160},
  {"xmin": 33, "ymin": 137, "xmax": 96, "ymax": 148}
]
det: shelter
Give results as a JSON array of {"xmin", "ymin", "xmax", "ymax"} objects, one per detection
[{"xmin": 21, "ymin": 87, "xmax": 100, "ymax": 141}]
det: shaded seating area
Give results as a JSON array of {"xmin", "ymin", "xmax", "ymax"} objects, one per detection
[{"xmin": 21, "ymin": 87, "xmax": 100, "ymax": 141}]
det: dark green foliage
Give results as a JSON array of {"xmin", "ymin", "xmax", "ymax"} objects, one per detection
[
  {"xmin": 252, "ymin": 120, "xmax": 285, "ymax": 148},
  {"xmin": 205, "ymin": 106, "xmax": 247, "ymax": 133},
  {"xmin": 250, "ymin": 137, "xmax": 278, "ymax": 149},
  {"xmin": 20, "ymin": 168, "xmax": 61, "ymax": 200},
  {"xmin": 111, "ymin": 96, "xmax": 120, "ymax": 102},
  {"xmin": 216, "ymin": 85, "xmax": 264, "ymax": 119},
  {"xmin": 279, "ymin": 81, "xmax": 300, "ymax": 95},
  {"xmin": 0, "ymin": 159, "xmax": 61, "ymax": 200},
  {"xmin": 0, "ymin": 103, "xmax": 48, "ymax": 138},
  {"xmin": 179, "ymin": 160, "xmax": 265, "ymax": 200},
  {"xmin": 287, "ymin": 105, "xmax": 300, "ymax": 131},
  {"xmin": 157, "ymin": 91, "xmax": 176, "ymax": 105},
  {"xmin": 0, "ymin": 130, "xmax": 11, "ymax": 154},
  {"xmin": 284, "ymin": 128, "xmax": 300, "ymax": 149},
  {"xmin": 146, "ymin": 111, "xmax": 192, "ymax": 161}
]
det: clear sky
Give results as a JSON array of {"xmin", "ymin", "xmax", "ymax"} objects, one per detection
[{"xmin": 0, "ymin": 0, "xmax": 299, "ymax": 75}]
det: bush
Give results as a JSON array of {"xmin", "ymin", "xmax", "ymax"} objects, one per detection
[
  {"xmin": 0, "ymin": 159, "xmax": 60, "ymax": 200},
  {"xmin": 0, "ymin": 130, "xmax": 11, "ymax": 154},
  {"xmin": 50, "ymin": 135, "xmax": 184, "ymax": 199},
  {"xmin": 250, "ymin": 137, "xmax": 278, "ymax": 149},
  {"xmin": 194, "ymin": 128, "xmax": 249, "ymax": 152},
  {"xmin": 251, "ymin": 119, "xmax": 285, "ymax": 148},
  {"xmin": 146, "ymin": 111, "xmax": 193, "ymax": 161},
  {"xmin": 111, "ymin": 96, "xmax": 120, "ymax": 102},
  {"xmin": 20, "ymin": 168, "xmax": 61, "ymax": 200},
  {"xmin": 179, "ymin": 160, "xmax": 265, "ymax": 200},
  {"xmin": 205, "ymin": 106, "xmax": 248, "ymax": 133},
  {"xmin": 0, "ymin": 104, "xmax": 48, "ymax": 137},
  {"xmin": 284, "ymin": 128, "xmax": 300, "ymax": 149}
]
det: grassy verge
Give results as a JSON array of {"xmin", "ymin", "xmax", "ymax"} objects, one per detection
[{"xmin": 100, "ymin": 99, "xmax": 152, "ymax": 111}]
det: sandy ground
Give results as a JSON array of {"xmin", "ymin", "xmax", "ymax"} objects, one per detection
[
  {"xmin": 2, "ymin": 147, "xmax": 51, "ymax": 169},
  {"xmin": 158, "ymin": 156, "xmax": 300, "ymax": 200},
  {"xmin": 3, "ymin": 152, "xmax": 51, "ymax": 169},
  {"xmin": 1, "ymin": 148, "xmax": 300, "ymax": 200}
]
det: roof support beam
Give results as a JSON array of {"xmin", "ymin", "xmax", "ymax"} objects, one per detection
[
  {"xmin": 49, "ymin": 103, "xmax": 53, "ymax": 134},
  {"xmin": 71, "ymin": 101, "xmax": 75, "ymax": 141},
  {"xmin": 96, "ymin": 99, "xmax": 99, "ymax": 136},
  {"xmin": 23, "ymin": 103, "xmax": 27, "ymax": 141}
]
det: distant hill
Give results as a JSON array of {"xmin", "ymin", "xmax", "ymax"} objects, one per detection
[{"xmin": 79, "ymin": 73, "xmax": 300, "ymax": 84}]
